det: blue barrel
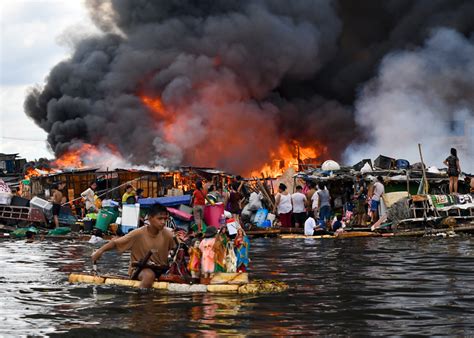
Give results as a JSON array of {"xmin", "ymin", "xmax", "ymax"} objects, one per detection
[{"xmin": 396, "ymin": 159, "xmax": 410, "ymax": 169}]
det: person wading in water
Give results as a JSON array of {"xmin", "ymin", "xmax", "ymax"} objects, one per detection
[
  {"xmin": 50, "ymin": 181, "xmax": 66, "ymax": 228},
  {"xmin": 91, "ymin": 203, "xmax": 176, "ymax": 288}
]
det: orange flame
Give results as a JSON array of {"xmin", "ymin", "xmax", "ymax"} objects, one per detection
[
  {"xmin": 141, "ymin": 96, "xmax": 176, "ymax": 123},
  {"xmin": 141, "ymin": 95, "xmax": 178, "ymax": 142},
  {"xmin": 53, "ymin": 144, "xmax": 100, "ymax": 169},
  {"xmin": 249, "ymin": 141, "xmax": 323, "ymax": 178},
  {"xmin": 140, "ymin": 93, "xmax": 326, "ymax": 177},
  {"xmin": 24, "ymin": 167, "xmax": 42, "ymax": 179}
]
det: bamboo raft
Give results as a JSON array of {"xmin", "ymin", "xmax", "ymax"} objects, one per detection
[{"xmin": 69, "ymin": 272, "xmax": 289, "ymax": 294}]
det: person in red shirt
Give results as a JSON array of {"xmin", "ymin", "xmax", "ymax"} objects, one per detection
[{"xmin": 191, "ymin": 180, "xmax": 207, "ymax": 232}]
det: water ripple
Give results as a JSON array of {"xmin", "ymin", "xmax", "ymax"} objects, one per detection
[{"xmin": 0, "ymin": 237, "xmax": 473, "ymax": 335}]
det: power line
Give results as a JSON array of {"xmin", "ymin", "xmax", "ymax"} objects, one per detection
[{"xmin": 1, "ymin": 136, "xmax": 46, "ymax": 142}]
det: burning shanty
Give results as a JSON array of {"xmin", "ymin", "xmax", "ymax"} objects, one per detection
[{"xmin": 0, "ymin": 143, "xmax": 472, "ymax": 239}]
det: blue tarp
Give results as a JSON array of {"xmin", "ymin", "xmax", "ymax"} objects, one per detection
[{"xmin": 138, "ymin": 195, "xmax": 192, "ymax": 207}]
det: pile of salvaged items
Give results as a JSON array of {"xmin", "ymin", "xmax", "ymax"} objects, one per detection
[{"xmin": 377, "ymin": 193, "xmax": 474, "ymax": 232}]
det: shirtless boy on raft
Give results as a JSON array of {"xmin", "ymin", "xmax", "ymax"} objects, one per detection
[{"xmin": 91, "ymin": 203, "xmax": 176, "ymax": 288}]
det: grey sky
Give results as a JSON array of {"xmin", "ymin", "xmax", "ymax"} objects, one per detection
[{"xmin": 0, "ymin": 0, "xmax": 93, "ymax": 160}]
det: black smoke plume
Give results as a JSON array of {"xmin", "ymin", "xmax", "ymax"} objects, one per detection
[{"xmin": 24, "ymin": 0, "xmax": 474, "ymax": 173}]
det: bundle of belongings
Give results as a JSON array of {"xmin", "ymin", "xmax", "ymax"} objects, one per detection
[
  {"xmin": 154, "ymin": 226, "xmax": 250, "ymax": 285},
  {"xmin": 241, "ymin": 192, "xmax": 263, "ymax": 225}
]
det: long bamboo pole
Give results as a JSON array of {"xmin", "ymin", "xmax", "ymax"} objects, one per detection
[
  {"xmin": 62, "ymin": 175, "xmax": 149, "ymax": 206},
  {"xmin": 418, "ymin": 143, "xmax": 429, "ymax": 194}
]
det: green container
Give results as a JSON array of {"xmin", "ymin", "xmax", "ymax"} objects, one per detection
[
  {"xmin": 95, "ymin": 209, "xmax": 116, "ymax": 232},
  {"xmin": 47, "ymin": 227, "xmax": 71, "ymax": 236},
  {"xmin": 102, "ymin": 207, "xmax": 119, "ymax": 222}
]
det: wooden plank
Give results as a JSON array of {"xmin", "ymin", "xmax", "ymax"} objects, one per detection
[
  {"xmin": 279, "ymin": 227, "xmax": 304, "ymax": 234},
  {"xmin": 336, "ymin": 231, "xmax": 380, "ymax": 238},
  {"xmin": 280, "ymin": 232, "xmax": 381, "ymax": 239},
  {"xmin": 247, "ymin": 229, "xmax": 281, "ymax": 235},
  {"xmin": 280, "ymin": 234, "xmax": 334, "ymax": 239}
]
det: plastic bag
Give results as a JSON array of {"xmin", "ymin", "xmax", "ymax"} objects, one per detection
[
  {"xmin": 254, "ymin": 208, "xmax": 269, "ymax": 226},
  {"xmin": 11, "ymin": 226, "xmax": 38, "ymax": 238},
  {"xmin": 47, "ymin": 227, "xmax": 71, "ymax": 235}
]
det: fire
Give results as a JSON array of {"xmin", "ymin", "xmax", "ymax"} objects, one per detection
[
  {"xmin": 24, "ymin": 167, "xmax": 55, "ymax": 179},
  {"xmin": 139, "ymin": 91, "xmax": 326, "ymax": 177},
  {"xmin": 141, "ymin": 95, "xmax": 176, "ymax": 123},
  {"xmin": 141, "ymin": 94, "xmax": 178, "ymax": 142},
  {"xmin": 25, "ymin": 167, "xmax": 41, "ymax": 179},
  {"xmin": 53, "ymin": 144, "xmax": 100, "ymax": 169},
  {"xmin": 21, "ymin": 166, "xmax": 57, "ymax": 198},
  {"xmin": 249, "ymin": 141, "xmax": 323, "ymax": 178}
]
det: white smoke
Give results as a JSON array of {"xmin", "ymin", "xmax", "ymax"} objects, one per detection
[{"xmin": 346, "ymin": 28, "xmax": 474, "ymax": 173}]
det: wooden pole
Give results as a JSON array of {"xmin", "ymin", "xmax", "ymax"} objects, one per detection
[
  {"xmin": 297, "ymin": 144, "xmax": 301, "ymax": 172},
  {"xmin": 106, "ymin": 167, "xmax": 109, "ymax": 200},
  {"xmin": 406, "ymin": 169, "xmax": 410, "ymax": 196},
  {"xmin": 418, "ymin": 143, "xmax": 429, "ymax": 194}
]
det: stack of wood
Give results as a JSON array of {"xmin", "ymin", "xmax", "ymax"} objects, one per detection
[{"xmin": 246, "ymin": 177, "xmax": 276, "ymax": 211}]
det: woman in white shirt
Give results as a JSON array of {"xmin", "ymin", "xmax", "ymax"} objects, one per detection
[
  {"xmin": 291, "ymin": 185, "xmax": 307, "ymax": 227},
  {"xmin": 275, "ymin": 183, "xmax": 292, "ymax": 227}
]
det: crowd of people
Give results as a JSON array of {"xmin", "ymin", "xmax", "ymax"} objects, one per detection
[
  {"xmin": 88, "ymin": 172, "xmax": 390, "ymax": 287},
  {"xmin": 35, "ymin": 147, "xmax": 473, "ymax": 288},
  {"xmin": 273, "ymin": 176, "xmax": 387, "ymax": 235}
]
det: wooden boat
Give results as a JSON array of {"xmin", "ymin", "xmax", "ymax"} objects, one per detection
[
  {"xmin": 280, "ymin": 234, "xmax": 335, "ymax": 239},
  {"xmin": 69, "ymin": 272, "xmax": 289, "ymax": 294},
  {"xmin": 280, "ymin": 231, "xmax": 379, "ymax": 239},
  {"xmin": 388, "ymin": 223, "xmax": 474, "ymax": 237},
  {"xmin": 246, "ymin": 228, "xmax": 281, "ymax": 238},
  {"xmin": 280, "ymin": 227, "xmax": 304, "ymax": 234},
  {"xmin": 246, "ymin": 226, "xmax": 304, "ymax": 238}
]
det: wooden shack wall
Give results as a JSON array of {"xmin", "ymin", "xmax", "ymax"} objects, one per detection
[
  {"xmin": 29, "ymin": 169, "xmax": 208, "ymax": 201},
  {"xmin": 30, "ymin": 172, "xmax": 97, "ymax": 200},
  {"xmin": 116, "ymin": 172, "xmax": 160, "ymax": 198}
]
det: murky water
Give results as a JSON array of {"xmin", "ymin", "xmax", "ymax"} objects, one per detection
[{"xmin": 1, "ymin": 236, "xmax": 474, "ymax": 336}]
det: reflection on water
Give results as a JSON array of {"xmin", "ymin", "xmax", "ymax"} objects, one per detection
[{"xmin": 1, "ymin": 236, "xmax": 474, "ymax": 336}]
